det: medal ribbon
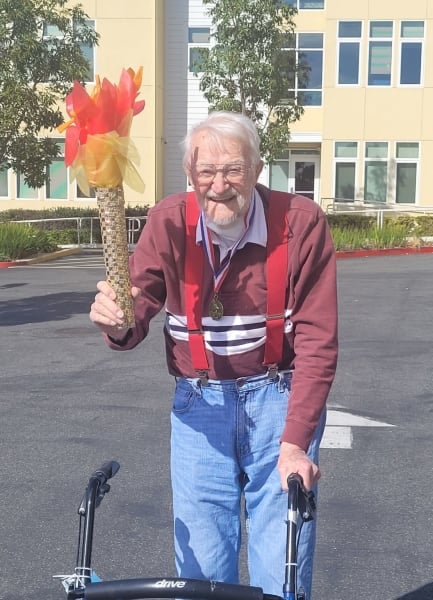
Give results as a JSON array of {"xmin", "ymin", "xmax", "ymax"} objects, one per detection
[{"xmin": 199, "ymin": 193, "xmax": 257, "ymax": 296}]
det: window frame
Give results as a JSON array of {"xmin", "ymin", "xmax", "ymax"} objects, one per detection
[
  {"xmin": 282, "ymin": 0, "xmax": 325, "ymax": 9},
  {"xmin": 398, "ymin": 21, "xmax": 424, "ymax": 87},
  {"xmin": 269, "ymin": 151, "xmax": 290, "ymax": 193},
  {"xmin": 364, "ymin": 141, "xmax": 389, "ymax": 203},
  {"xmin": 77, "ymin": 19, "xmax": 96, "ymax": 84},
  {"xmin": 395, "ymin": 141, "xmax": 419, "ymax": 205},
  {"xmin": 286, "ymin": 32, "xmax": 324, "ymax": 107},
  {"xmin": 0, "ymin": 165, "xmax": 9, "ymax": 198},
  {"xmin": 333, "ymin": 141, "xmax": 358, "ymax": 201},
  {"xmin": 367, "ymin": 21, "xmax": 393, "ymax": 87},
  {"xmin": 43, "ymin": 19, "xmax": 96, "ymax": 84},
  {"xmin": 337, "ymin": 21, "xmax": 362, "ymax": 86},
  {"xmin": 46, "ymin": 139, "xmax": 68, "ymax": 200},
  {"xmin": 188, "ymin": 27, "xmax": 210, "ymax": 75},
  {"xmin": 17, "ymin": 174, "xmax": 40, "ymax": 200}
]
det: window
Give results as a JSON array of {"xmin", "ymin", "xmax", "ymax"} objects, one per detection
[
  {"xmin": 396, "ymin": 142, "xmax": 418, "ymax": 204},
  {"xmin": 44, "ymin": 20, "xmax": 96, "ymax": 83},
  {"xmin": 283, "ymin": 0, "xmax": 324, "ymax": 8},
  {"xmin": 364, "ymin": 142, "xmax": 388, "ymax": 203},
  {"xmin": 0, "ymin": 166, "xmax": 8, "ymax": 197},
  {"xmin": 400, "ymin": 21, "xmax": 424, "ymax": 85},
  {"xmin": 288, "ymin": 33, "xmax": 323, "ymax": 106},
  {"xmin": 76, "ymin": 19, "xmax": 96, "ymax": 82},
  {"xmin": 77, "ymin": 185, "xmax": 96, "ymax": 199},
  {"xmin": 337, "ymin": 21, "xmax": 362, "ymax": 85},
  {"xmin": 43, "ymin": 23, "xmax": 62, "ymax": 37},
  {"xmin": 270, "ymin": 151, "xmax": 289, "ymax": 192},
  {"xmin": 334, "ymin": 142, "xmax": 357, "ymax": 200},
  {"xmin": 188, "ymin": 28, "xmax": 210, "ymax": 74},
  {"xmin": 368, "ymin": 21, "xmax": 393, "ymax": 86},
  {"xmin": 46, "ymin": 140, "xmax": 67, "ymax": 200},
  {"xmin": 17, "ymin": 175, "xmax": 38, "ymax": 199}
]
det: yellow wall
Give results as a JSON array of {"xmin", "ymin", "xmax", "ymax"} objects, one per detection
[
  {"xmin": 2, "ymin": 0, "xmax": 433, "ymax": 210},
  {"xmin": 76, "ymin": 0, "xmax": 165, "ymax": 208},
  {"xmin": 1, "ymin": 0, "xmax": 162, "ymax": 211},
  {"xmin": 288, "ymin": 0, "xmax": 433, "ymax": 206}
]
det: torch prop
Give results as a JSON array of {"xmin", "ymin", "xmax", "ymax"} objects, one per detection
[{"xmin": 58, "ymin": 68, "xmax": 145, "ymax": 329}]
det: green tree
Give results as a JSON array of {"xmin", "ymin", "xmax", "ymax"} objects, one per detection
[
  {"xmin": 199, "ymin": 0, "xmax": 305, "ymax": 164},
  {"xmin": 0, "ymin": 0, "xmax": 99, "ymax": 188}
]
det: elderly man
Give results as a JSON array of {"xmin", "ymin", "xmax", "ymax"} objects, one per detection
[{"xmin": 90, "ymin": 111, "xmax": 338, "ymax": 600}]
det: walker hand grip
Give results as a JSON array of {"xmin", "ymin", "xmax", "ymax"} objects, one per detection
[
  {"xmin": 287, "ymin": 473, "xmax": 303, "ymax": 489},
  {"xmin": 77, "ymin": 461, "xmax": 120, "ymax": 515},
  {"xmin": 90, "ymin": 460, "xmax": 120, "ymax": 485},
  {"xmin": 286, "ymin": 473, "xmax": 315, "ymax": 522}
]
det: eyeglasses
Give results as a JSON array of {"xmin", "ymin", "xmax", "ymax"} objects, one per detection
[{"xmin": 192, "ymin": 163, "xmax": 250, "ymax": 185}]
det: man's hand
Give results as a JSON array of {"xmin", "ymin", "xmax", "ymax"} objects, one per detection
[
  {"xmin": 89, "ymin": 280, "xmax": 141, "ymax": 339},
  {"xmin": 277, "ymin": 441, "xmax": 321, "ymax": 491}
]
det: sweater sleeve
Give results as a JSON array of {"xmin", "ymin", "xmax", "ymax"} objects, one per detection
[{"xmin": 280, "ymin": 208, "xmax": 338, "ymax": 450}]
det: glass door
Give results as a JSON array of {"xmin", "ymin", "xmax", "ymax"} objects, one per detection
[{"xmin": 288, "ymin": 155, "xmax": 320, "ymax": 203}]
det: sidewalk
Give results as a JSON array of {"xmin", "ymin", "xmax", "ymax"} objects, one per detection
[{"xmin": 2, "ymin": 243, "xmax": 433, "ymax": 269}]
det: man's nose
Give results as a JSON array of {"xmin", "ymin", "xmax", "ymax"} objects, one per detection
[{"xmin": 211, "ymin": 171, "xmax": 229, "ymax": 193}]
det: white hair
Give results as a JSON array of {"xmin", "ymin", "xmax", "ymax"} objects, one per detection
[{"xmin": 182, "ymin": 111, "xmax": 262, "ymax": 169}]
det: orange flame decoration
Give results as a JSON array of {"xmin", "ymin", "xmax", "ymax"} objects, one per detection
[{"xmin": 58, "ymin": 67, "xmax": 145, "ymax": 194}]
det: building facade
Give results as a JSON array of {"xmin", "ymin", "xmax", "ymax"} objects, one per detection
[
  {"xmin": 0, "ymin": 0, "xmax": 165, "ymax": 211},
  {"xmin": 1, "ymin": 0, "xmax": 432, "ymax": 211}
]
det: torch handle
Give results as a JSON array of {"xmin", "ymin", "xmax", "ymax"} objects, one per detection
[{"xmin": 96, "ymin": 186, "xmax": 135, "ymax": 329}]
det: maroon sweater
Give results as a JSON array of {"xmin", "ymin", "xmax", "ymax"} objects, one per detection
[{"xmin": 105, "ymin": 184, "xmax": 338, "ymax": 450}]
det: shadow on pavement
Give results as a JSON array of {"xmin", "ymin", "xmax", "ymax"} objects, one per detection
[
  {"xmin": 0, "ymin": 291, "xmax": 95, "ymax": 326},
  {"xmin": 395, "ymin": 583, "xmax": 433, "ymax": 600},
  {"xmin": 0, "ymin": 282, "xmax": 28, "ymax": 290}
]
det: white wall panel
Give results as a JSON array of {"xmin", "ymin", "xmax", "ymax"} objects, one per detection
[{"xmin": 164, "ymin": 0, "xmax": 210, "ymax": 196}]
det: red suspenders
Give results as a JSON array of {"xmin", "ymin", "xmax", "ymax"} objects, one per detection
[
  {"xmin": 185, "ymin": 195, "xmax": 208, "ymax": 378},
  {"xmin": 262, "ymin": 191, "xmax": 290, "ymax": 375},
  {"xmin": 185, "ymin": 190, "xmax": 289, "ymax": 383}
]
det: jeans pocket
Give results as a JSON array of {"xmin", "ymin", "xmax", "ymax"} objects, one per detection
[{"xmin": 172, "ymin": 380, "xmax": 197, "ymax": 414}]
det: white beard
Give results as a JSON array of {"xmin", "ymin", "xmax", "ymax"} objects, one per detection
[{"xmin": 203, "ymin": 192, "xmax": 250, "ymax": 227}]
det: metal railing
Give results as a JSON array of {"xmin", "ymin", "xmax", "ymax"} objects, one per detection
[
  {"xmin": 323, "ymin": 198, "xmax": 433, "ymax": 228},
  {"xmin": 11, "ymin": 215, "xmax": 147, "ymax": 248}
]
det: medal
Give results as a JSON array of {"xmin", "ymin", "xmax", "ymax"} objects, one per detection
[
  {"xmin": 200, "ymin": 196, "xmax": 256, "ymax": 323},
  {"xmin": 209, "ymin": 294, "xmax": 224, "ymax": 320}
]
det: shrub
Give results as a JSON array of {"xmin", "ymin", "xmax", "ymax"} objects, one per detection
[
  {"xmin": 45, "ymin": 228, "xmax": 83, "ymax": 245},
  {"xmin": 330, "ymin": 224, "xmax": 409, "ymax": 251},
  {"xmin": 0, "ymin": 204, "xmax": 149, "ymax": 222},
  {"xmin": 0, "ymin": 204, "xmax": 149, "ymax": 245},
  {"xmin": 385, "ymin": 214, "xmax": 433, "ymax": 236},
  {"xmin": 327, "ymin": 213, "xmax": 433, "ymax": 236},
  {"xmin": 326, "ymin": 214, "xmax": 376, "ymax": 230},
  {"xmin": 0, "ymin": 223, "xmax": 57, "ymax": 261}
]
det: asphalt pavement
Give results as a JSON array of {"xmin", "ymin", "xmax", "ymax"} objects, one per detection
[{"xmin": 0, "ymin": 254, "xmax": 432, "ymax": 600}]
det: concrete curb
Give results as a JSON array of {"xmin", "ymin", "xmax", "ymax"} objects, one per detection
[
  {"xmin": 336, "ymin": 246, "xmax": 433, "ymax": 259},
  {"xmin": 17, "ymin": 247, "xmax": 82, "ymax": 265},
  {"xmin": 6, "ymin": 245, "xmax": 433, "ymax": 268}
]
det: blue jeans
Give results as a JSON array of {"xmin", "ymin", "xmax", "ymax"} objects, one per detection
[{"xmin": 170, "ymin": 372, "xmax": 326, "ymax": 600}]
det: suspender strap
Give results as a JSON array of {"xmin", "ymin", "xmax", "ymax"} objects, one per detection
[
  {"xmin": 185, "ymin": 190, "xmax": 289, "ymax": 381},
  {"xmin": 185, "ymin": 192, "xmax": 209, "ymax": 382},
  {"xmin": 262, "ymin": 192, "xmax": 290, "ymax": 374}
]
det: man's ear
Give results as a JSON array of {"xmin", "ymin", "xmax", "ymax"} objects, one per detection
[
  {"xmin": 185, "ymin": 168, "xmax": 194, "ymax": 189},
  {"xmin": 255, "ymin": 160, "xmax": 264, "ymax": 179}
]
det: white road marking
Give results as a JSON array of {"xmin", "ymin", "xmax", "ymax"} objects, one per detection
[
  {"xmin": 321, "ymin": 426, "xmax": 352, "ymax": 449},
  {"xmin": 321, "ymin": 409, "xmax": 395, "ymax": 449}
]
